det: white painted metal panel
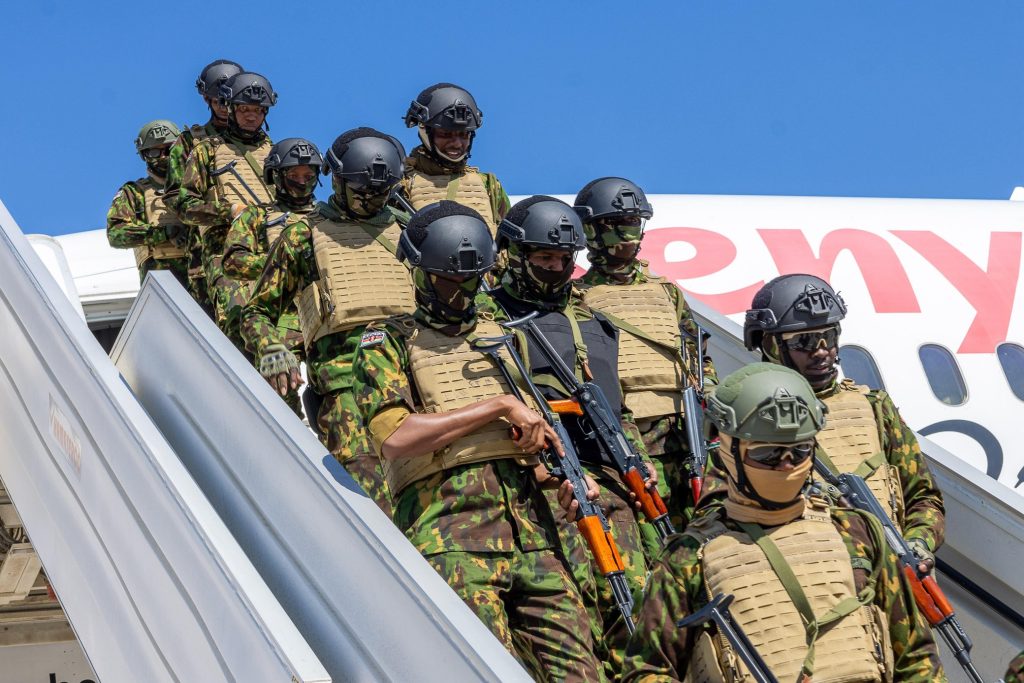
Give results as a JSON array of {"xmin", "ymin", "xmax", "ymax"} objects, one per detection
[
  {"xmin": 110, "ymin": 271, "xmax": 530, "ymax": 683},
  {"xmin": 0, "ymin": 200, "xmax": 329, "ymax": 682}
]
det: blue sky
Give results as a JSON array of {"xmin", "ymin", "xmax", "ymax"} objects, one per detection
[{"xmin": 3, "ymin": 1, "xmax": 1024, "ymax": 236}]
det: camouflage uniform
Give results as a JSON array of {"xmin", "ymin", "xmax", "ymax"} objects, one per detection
[
  {"xmin": 224, "ymin": 201, "xmax": 313, "ymax": 415},
  {"xmin": 578, "ymin": 260, "xmax": 718, "ymax": 534},
  {"xmin": 478, "ymin": 283, "xmax": 651, "ymax": 679},
  {"xmin": 621, "ymin": 504, "xmax": 945, "ymax": 681},
  {"xmin": 698, "ymin": 379, "xmax": 946, "ymax": 554},
  {"xmin": 166, "ymin": 120, "xmax": 223, "ymax": 318},
  {"xmin": 240, "ymin": 197, "xmax": 396, "ymax": 516},
  {"xmin": 353, "ymin": 311, "xmax": 603, "ymax": 683},
  {"xmin": 177, "ymin": 129, "xmax": 273, "ymax": 349},
  {"xmin": 1005, "ymin": 651, "xmax": 1024, "ymax": 683},
  {"xmin": 106, "ymin": 176, "xmax": 189, "ymax": 287}
]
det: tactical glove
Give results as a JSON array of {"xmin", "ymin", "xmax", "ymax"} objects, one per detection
[
  {"xmin": 907, "ymin": 536, "xmax": 936, "ymax": 573},
  {"xmin": 259, "ymin": 343, "xmax": 300, "ymax": 395}
]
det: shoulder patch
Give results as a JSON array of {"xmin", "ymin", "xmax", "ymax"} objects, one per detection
[{"xmin": 360, "ymin": 330, "xmax": 387, "ymax": 348}]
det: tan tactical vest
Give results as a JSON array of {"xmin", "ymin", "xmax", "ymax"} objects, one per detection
[
  {"xmin": 295, "ymin": 215, "xmax": 415, "ymax": 351},
  {"xmin": 202, "ymin": 137, "xmax": 273, "ymax": 236},
  {"xmin": 818, "ymin": 383, "xmax": 905, "ymax": 528},
  {"xmin": 133, "ymin": 182, "xmax": 188, "ymax": 268},
  {"xmin": 406, "ymin": 167, "xmax": 497, "ymax": 233},
  {"xmin": 580, "ymin": 279, "xmax": 686, "ymax": 420},
  {"xmin": 384, "ymin": 319, "xmax": 539, "ymax": 495},
  {"xmin": 690, "ymin": 505, "xmax": 890, "ymax": 683},
  {"xmin": 264, "ymin": 209, "xmax": 297, "ymax": 247}
]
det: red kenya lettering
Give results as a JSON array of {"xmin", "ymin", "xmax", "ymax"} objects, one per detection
[
  {"xmin": 758, "ymin": 229, "xmax": 920, "ymax": 314},
  {"xmin": 641, "ymin": 228, "xmax": 763, "ymax": 313},
  {"xmin": 893, "ymin": 231, "xmax": 1021, "ymax": 353}
]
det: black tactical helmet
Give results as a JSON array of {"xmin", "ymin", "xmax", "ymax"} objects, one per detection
[
  {"xmin": 219, "ymin": 72, "xmax": 277, "ymax": 108},
  {"xmin": 404, "ymin": 83, "xmax": 483, "ymax": 131},
  {"xmin": 195, "ymin": 59, "xmax": 243, "ymax": 98},
  {"xmin": 263, "ymin": 138, "xmax": 324, "ymax": 184},
  {"xmin": 574, "ymin": 177, "xmax": 654, "ymax": 222},
  {"xmin": 497, "ymin": 196, "xmax": 586, "ymax": 253},
  {"xmin": 744, "ymin": 274, "xmax": 847, "ymax": 351},
  {"xmin": 322, "ymin": 127, "xmax": 405, "ymax": 191},
  {"xmin": 398, "ymin": 201, "xmax": 496, "ymax": 277}
]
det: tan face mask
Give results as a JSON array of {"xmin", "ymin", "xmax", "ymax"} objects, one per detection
[{"xmin": 720, "ymin": 433, "xmax": 813, "ymax": 525}]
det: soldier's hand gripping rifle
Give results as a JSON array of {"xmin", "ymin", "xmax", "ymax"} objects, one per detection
[
  {"xmin": 682, "ymin": 321, "xmax": 712, "ymax": 502},
  {"xmin": 812, "ymin": 459, "xmax": 984, "ymax": 683},
  {"xmin": 211, "ymin": 159, "xmax": 265, "ymax": 206},
  {"xmin": 500, "ymin": 313, "xmax": 676, "ymax": 542},
  {"xmin": 677, "ymin": 593, "xmax": 779, "ymax": 683},
  {"xmin": 471, "ymin": 333, "xmax": 636, "ymax": 634}
]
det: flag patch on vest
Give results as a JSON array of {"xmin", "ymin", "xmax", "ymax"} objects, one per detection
[{"xmin": 360, "ymin": 330, "xmax": 387, "ymax": 348}]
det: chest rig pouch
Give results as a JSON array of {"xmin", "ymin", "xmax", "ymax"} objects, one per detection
[{"xmin": 406, "ymin": 167, "xmax": 497, "ymax": 233}]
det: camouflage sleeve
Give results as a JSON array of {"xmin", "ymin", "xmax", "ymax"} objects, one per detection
[
  {"xmin": 622, "ymin": 537, "xmax": 705, "ymax": 682},
  {"xmin": 178, "ymin": 140, "xmax": 233, "ymax": 226},
  {"xmin": 692, "ymin": 447, "xmax": 729, "ymax": 518},
  {"xmin": 353, "ymin": 328, "xmax": 416, "ymax": 449},
  {"xmin": 484, "ymin": 172, "xmax": 512, "ymax": 222},
  {"xmin": 874, "ymin": 392, "xmax": 946, "ymax": 552},
  {"xmin": 834, "ymin": 508, "xmax": 945, "ymax": 682},
  {"xmin": 164, "ymin": 131, "xmax": 193, "ymax": 217},
  {"xmin": 223, "ymin": 205, "xmax": 269, "ymax": 280},
  {"xmin": 1004, "ymin": 650, "xmax": 1024, "ymax": 683},
  {"xmin": 621, "ymin": 406, "xmax": 650, "ymax": 458},
  {"xmin": 240, "ymin": 221, "xmax": 314, "ymax": 357},
  {"xmin": 106, "ymin": 182, "xmax": 168, "ymax": 248},
  {"xmin": 669, "ymin": 284, "xmax": 718, "ymax": 387}
]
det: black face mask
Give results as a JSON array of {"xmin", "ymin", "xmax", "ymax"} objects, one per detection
[{"xmin": 146, "ymin": 158, "xmax": 169, "ymax": 179}]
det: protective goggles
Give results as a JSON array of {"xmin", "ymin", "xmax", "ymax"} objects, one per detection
[
  {"xmin": 745, "ymin": 440, "xmax": 815, "ymax": 467},
  {"xmin": 781, "ymin": 326, "xmax": 840, "ymax": 352},
  {"xmin": 141, "ymin": 147, "xmax": 170, "ymax": 159}
]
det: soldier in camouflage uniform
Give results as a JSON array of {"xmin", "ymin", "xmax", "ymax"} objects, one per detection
[
  {"xmin": 166, "ymin": 59, "xmax": 243, "ymax": 318},
  {"xmin": 106, "ymin": 120, "xmax": 190, "ymax": 287},
  {"xmin": 224, "ymin": 138, "xmax": 322, "ymax": 416},
  {"xmin": 477, "ymin": 195, "xmax": 658, "ymax": 679},
  {"xmin": 575, "ymin": 177, "xmax": 718, "ymax": 536},
  {"xmin": 400, "ymin": 83, "xmax": 510, "ymax": 235},
  {"xmin": 1005, "ymin": 651, "xmax": 1024, "ymax": 683},
  {"xmin": 178, "ymin": 71, "xmax": 276, "ymax": 349},
  {"xmin": 240, "ymin": 128, "xmax": 411, "ymax": 516},
  {"xmin": 697, "ymin": 274, "xmax": 945, "ymax": 573},
  {"xmin": 622, "ymin": 363, "xmax": 945, "ymax": 682},
  {"xmin": 352, "ymin": 201, "xmax": 604, "ymax": 682}
]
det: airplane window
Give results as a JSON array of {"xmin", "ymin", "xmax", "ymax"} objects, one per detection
[
  {"xmin": 996, "ymin": 343, "xmax": 1024, "ymax": 401},
  {"xmin": 918, "ymin": 344, "xmax": 967, "ymax": 406},
  {"xmin": 838, "ymin": 345, "xmax": 885, "ymax": 391}
]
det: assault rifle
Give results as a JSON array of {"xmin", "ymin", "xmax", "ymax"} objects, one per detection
[
  {"xmin": 812, "ymin": 460, "xmax": 984, "ymax": 683},
  {"xmin": 682, "ymin": 321, "xmax": 711, "ymax": 501},
  {"xmin": 471, "ymin": 334, "xmax": 636, "ymax": 634},
  {"xmin": 677, "ymin": 593, "xmax": 779, "ymax": 683},
  {"xmin": 500, "ymin": 313, "xmax": 676, "ymax": 542}
]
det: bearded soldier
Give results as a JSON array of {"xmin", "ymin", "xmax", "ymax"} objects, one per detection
[
  {"xmin": 400, "ymin": 83, "xmax": 510, "ymax": 234},
  {"xmin": 622, "ymin": 363, "xmax": 945, "ymax": 682},
  {"xmin": 178, "ymin": 71, "xmax": 276, "ymax": 346},
  {"xmin": 240, "ymin": 128, "xmax": 412, "ymax": 516},
  {"xmin": 352, "ymin": 201, "xmax": 604, "ymax": 681},
  {"xmin": 575, "ymin": 177, "xmax": 717, "ymax": 534},
  {"xmin": 477, "ymin": 195, "xmax": 657, "ymax": 679},
  {"xmin": 224, "ymin": 138, "xmax": 321, "ymax": 415},
  {"xmin": 166, "ymin": 59, "xmax": 244, "ymax": 317},
  {"xmin": 727, "ymin": 274, "xmax": 945, "ymax": 573},
  {"xmin": 106, "ymin": 120, "xmax": 189, "ymax": 287}
]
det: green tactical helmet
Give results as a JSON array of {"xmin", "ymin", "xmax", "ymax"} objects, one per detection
[
  {"xmin": 135, "ymin": 120, "xmax": 181, "ymax": 152},
  {"xmin": 705, "ymin": 363, "xmax": 826, "ymax": 442}
]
